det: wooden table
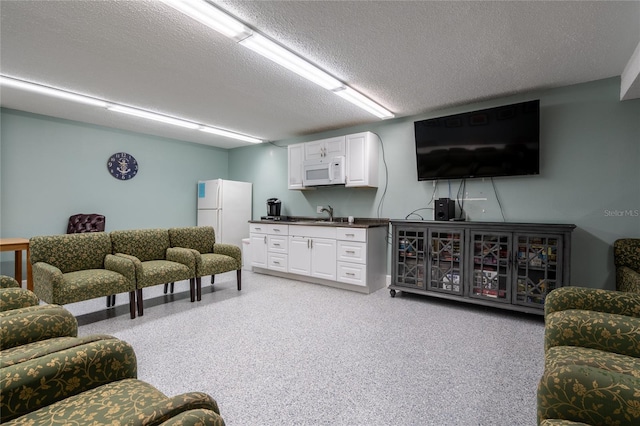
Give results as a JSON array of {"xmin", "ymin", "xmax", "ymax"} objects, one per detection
[{"xmin": 0, "ymin": 238, "xmax": 33, "ymax": 291}]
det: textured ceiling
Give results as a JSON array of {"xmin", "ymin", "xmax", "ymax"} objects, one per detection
[{"xmin": 1, "ymin": 0, "xmax": 639, "ymax": 149}]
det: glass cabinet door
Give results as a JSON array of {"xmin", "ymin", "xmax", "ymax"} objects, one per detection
[
  {"xmin": 394, "ymin": 228, "xmax": 426, "ymax": 290},
  {"xmin": 428, "ymin": 229, "xmax": 463, "ymax": 295},
  {"xmin": 470, "ymin": 232, "xmax": 511, "ymax": 303},
  {"xmin": 514, "ymin": 234, "xmax": 562, "ymax": 308}
]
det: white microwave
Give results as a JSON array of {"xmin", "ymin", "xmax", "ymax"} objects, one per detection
[{"xmin": 302, "ymin": 156, "xmax": 346, "ymax": 186}]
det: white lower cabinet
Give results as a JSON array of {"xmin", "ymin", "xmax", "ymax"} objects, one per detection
[
  {"xmin": 250, "ymin": 222, "xmax": 388, "ymax": 294},
  {"xmin": 250, "ymin": 223, "xmax": 289, "ymax": 271},
  {"xmin": 287, "ymin": 226, "xmax": 337, "ymax": 281}
]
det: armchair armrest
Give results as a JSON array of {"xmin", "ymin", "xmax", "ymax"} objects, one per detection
[
  {"xmin": 0, "ymin": 287, "xmax": 40, "ymax": 312},
  {"xmin": 105, "ymin": 253, "xmax": 136, "ymax": 286},
  {"xmin": 32, "ymin": 262, "xmax": 65, "ymax": 303},
  {"xmin": 0, "ymin": 304, "xmax": 77, "ymax": 349},
  {"xmin": 214, "ymin": 243, "xmax": 241, "ymax": 267},
  {"xmin": 544, "ymin": 309, "xmax": 640, "ymax": 357},
  {"xmin": 167, "ymin": 247, "xmax": 196, "ymax": 275},
  {"xmin": 159, "ymin": 409, "xmax": 226, "ymax": 426},
  {"xmin": 134, "ymin": 390, "xmax": 222, "ymax": 425},
  {"xmin": 545, "ymin": 286, "xmax": 640, "ymax": 318},
  {"xmin": 0, "ymin": 275, "xmax": 21, "ymax": 289},
  {"xmin": 617, "ymin": 265, "xmax": 640, "ymax": 293},
  {"xmin": 115, "ymin": 253, "xmax": 144, "ymax": 283}
]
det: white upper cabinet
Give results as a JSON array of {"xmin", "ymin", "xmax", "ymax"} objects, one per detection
[
  {"xmin": 288, "ymin": 131, "xmax": 379, "ymax": 190},
  {"xmin": 304, "ymin": 136, "xmax": 346, "ymax": 161},
  {"xmin": 288, "ymin": 143, "xmax": 305, "ymax": 190},
  {"xmin": 346, "ymin": 132, "xmax": 379, "ymax": 188}
]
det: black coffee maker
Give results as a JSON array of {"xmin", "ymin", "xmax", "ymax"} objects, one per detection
[{"xmin": 266, "ymin": 198, "xmax": 282, "ymax": 219}]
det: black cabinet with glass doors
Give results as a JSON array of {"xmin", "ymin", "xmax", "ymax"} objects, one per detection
[{"xmin": 390, "ymin": 220, "xmax": 575, "ymax": 315}]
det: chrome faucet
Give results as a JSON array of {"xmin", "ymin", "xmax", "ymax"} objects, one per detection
[{"xmin": 320, "ymin": 205, "xmax": 334, "ymax": 222}]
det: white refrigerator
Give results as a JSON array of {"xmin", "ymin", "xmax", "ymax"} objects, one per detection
[{"xmin": 197, "ymin": 179, "xmax": 252, "ymax": 248}]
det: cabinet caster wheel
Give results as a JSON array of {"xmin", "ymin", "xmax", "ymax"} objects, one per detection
[{"xmin": 390, "ymin": 289, "xmax": 396, "ymax": 298}]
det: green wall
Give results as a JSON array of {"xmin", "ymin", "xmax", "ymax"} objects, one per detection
[
  {"xmin": 1, "ymin": 78, "xmax": 638, "ymax": 289},
  {"xmin": 0, "ymin": 109, "xmax": 229, "ymax": 274},
  {"xmin": 229, "ymin": 78, "xmax": 639, "ymax": 290}
]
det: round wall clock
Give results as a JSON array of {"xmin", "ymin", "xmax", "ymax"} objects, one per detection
[{"xmin": 107, "ymin": 152, "xmax": 139, "ymax": 180}]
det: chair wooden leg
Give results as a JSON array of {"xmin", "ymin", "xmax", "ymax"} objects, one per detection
[
  {"xmin": 237, "ymin": 269, "xmax": 242, "ymax": 291},
  {"xmin": 106, "ymin": 295, "xmax": 112, "ymax": 307},
  {"xmin": 136, "ymin": 289, "xmax": 144, "ymax": 316},
  {"xmin": 211, "ymin": 275, "xmax": 215, "ymax": 284},
  {"xmin": 129, "ymin": 291, "xmax": 136, "ymax": 319},
  {"xmin": 190, "ymin": 279, "xmax": 195, "ymax": 302},
  {"xmin": 163, "ymin": 283, "xmax": 168, "ymax": 294},
  {"xmin": 196, "ymin": 277, "xmax": 202, "ymax": 301},
  {"xmin": 170, "ymin": 282, "xmax": 174, "ymax": 293},
  {"xmin": 111, "ymin": 294, "xmax": 116, "ymax": 306}
]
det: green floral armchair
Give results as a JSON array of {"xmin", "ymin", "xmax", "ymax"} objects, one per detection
[
  {"xmin": 30, "ymin": 233, "xmax": 138, "ymax": 318},
  {"xmin": 168, "ymin": 226, "xmax": 242, "ymax": 300},
  {"xmin": 110, "ymin": 228, "xmax": 196, "ymax": 316},
  {"xmin": 614, "ymin": 238, "xmax": 640, "ymax": 294},
  {"xmin": 537, "ymin": 286, "xmax": 640, "ymax": 425}
]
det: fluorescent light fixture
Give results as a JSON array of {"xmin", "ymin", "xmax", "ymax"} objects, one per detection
[
  {"xmin": 160, "ymin": 0, "xmax": 251, "ymax": 39},
  {"xmin": 107, "ymin": 105, "xmax": 201, "ymax": 129},
  {"xmin": 0, "ymin": 75, "xmax": 107, "ymax": 108},
  {"xmin": 240, "ymin": 33, "xmax": 344, "ymax": 91},
  {"xmin": 200, "ymin": 126, "xmax": 262, "ymax": 143},
  {"xmin": 334, "ymin": 86, "xmax": 395, "ymax": 119}
]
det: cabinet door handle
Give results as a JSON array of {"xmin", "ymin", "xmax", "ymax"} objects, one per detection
[
  {"xmin": 310, "ymin": 239, "xmax": 313, "ymax": 249},
  {"xmin": 346, "ymin": 272, "xmax": 355, "ymax": 276},
  {"xmin": 307, "ymin": 239, "xmax": 310, "ymax": 249},
  {"xmin": 273, "ymin": 260, "xmax": 280, "ymax": 265},
  {"xmin": 273, "ymin": 243, "xmax": 280, "ymax": 246},
  {"xmin": 255, "ymin": 227, "xmax": 262, "ymax": 231},
  {"xmin": 274, "ymin": 229, "xmax": 280, "ymax": 232},
  {"xmin": 264, "ymin": 236, "xmax": 267, "ymax": 244},
  {"xmin": 345, "ymin": 233, "xmax": 355, "ymax": 237},
  {"xmin": 346, "ymin": 250, "xmax": 355, "ymax": 254}
]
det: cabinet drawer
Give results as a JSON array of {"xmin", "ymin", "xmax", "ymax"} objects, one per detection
[
  {"xmin": 289, "ymin": 225, "xmax": 336, "ymax": 239},
  {"xmin": 337, "ymin": 241, "xmax": 367, "ymax": 264},
  {"xmin": 268, "ymin": 224, "xmax": 289, "ymax": 235},
  {"xmin": 268, "ymin": 253, "xmax": 288, "ymax": 272},
  {"xmin": 249, "ymin": 223, "xmax": 268, "ymax": 234},
  {"xmin": 337, "ymin": 261, "xmax": 366, "ymax": 286},
  {"xmin": 337, "ymin": 227, "xmax": 367, "ymax": 242},
  {"xmin": 268, "ymin": 235, "xmax": 288, "ymax": 253}
]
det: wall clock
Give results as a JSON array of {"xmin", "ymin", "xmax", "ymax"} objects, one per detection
[{"xmin": 107, "ymin": 152, "xmax": 138, "ymax": 180}]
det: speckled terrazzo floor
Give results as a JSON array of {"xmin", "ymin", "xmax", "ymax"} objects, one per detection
[{"xmin": 71, "ymin": 271, "xmax": 545, "ymax": 426}]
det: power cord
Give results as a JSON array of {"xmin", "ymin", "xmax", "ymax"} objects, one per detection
[{"xmin": 491, "ymin": 177, "xmax": 506, "ymax": 221}]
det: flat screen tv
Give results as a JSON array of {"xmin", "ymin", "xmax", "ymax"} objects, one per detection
[{"xmin": 414, "ymin": 100, "xmax": 540, "ymax": 180}]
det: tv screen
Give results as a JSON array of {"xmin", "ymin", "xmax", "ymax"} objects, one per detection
[{"xmin": 414, "ymin": 100, "xmax": 540, "ymax": 180}]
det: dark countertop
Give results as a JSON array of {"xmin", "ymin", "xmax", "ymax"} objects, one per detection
[{"xmin": 249, "ymin": 217, "xmax": 390, "ymax": 228}]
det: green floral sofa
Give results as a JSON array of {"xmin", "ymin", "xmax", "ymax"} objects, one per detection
[
  {"xmin": 0, "ymin": 286, "xmax": 226, "ymax": 425},
  {"xmin": 30, "ymin": 232, "xmax": 138, "ymax": 318},
  {"xmin": 168, "ymin": 226, "xmax": 242, "ymax": 300},
  {"xmin": 110, "ymin": 228, "xmax": 196, "ymax": 316},
  {"xmin": 614, "ymin": 238, "xmax": 640, "ymax": 294},
  {"xmin": 537, "ymin": 286, "xmax": 640, "ymax": 425}
]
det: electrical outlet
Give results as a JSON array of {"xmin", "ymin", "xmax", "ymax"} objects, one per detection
[{"xmin": 317, "ymin": 205, "xmax": 323, "ymax": 213}]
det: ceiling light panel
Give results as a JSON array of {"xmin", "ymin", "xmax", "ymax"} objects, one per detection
[
  {"xmin": 240, "ymin": 33, "xmax": 344, "ymax": 91},
  {"xmin": 200, "ymin": 125, "xmax": 262, "ymax": 143},
  {"xmin": 334, "ymin": 87, "xmax": 395, "ymax": 119},
  {"xmin": 161, "ymin": 0, "xmax": 251, "ymax": 39},
  {"xmin": 107, "ymin": 105, "xmax": 201, "ymax": 129},
  {"xmin": 0, "ymin": 76, "xmax": 107, "ymax": 108}
]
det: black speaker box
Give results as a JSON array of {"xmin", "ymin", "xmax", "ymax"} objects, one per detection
[{"xmin": 434, "ymin": 198, "xmax": 455, "ymax": 221}]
